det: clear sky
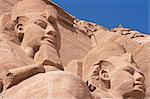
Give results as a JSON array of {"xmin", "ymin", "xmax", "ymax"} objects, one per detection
[{"xmin": 53, "ymin": 0, "xmax": 149, "ymax": 34}]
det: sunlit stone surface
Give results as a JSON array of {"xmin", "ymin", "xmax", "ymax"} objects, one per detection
[{"xmin": 0, "ymin": 0, "xmax": 149, "ymax": 99}]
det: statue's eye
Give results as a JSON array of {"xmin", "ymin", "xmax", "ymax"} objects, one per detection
[
  {"xmin": 123, "ymin": 66, "xmax": 135, "ymax": 75},
  {"xmin": 34, "ymin": 20, "xmax": 47, "ymax": 29}
]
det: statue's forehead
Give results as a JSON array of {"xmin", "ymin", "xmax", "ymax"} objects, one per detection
[
  {"xmin": 102, "ymin": 56, "xmax": 138, "ymax": 72},
  {"xmin": 12, "ymin": 0, "xmax": 47, "ymax": 20},
  {"xmin": 15, "ymin": 13, "xmax": 48, "ymax": 24}
]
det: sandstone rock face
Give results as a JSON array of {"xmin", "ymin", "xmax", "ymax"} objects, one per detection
[
  {"xmin": 2, "ymin": 71, "xmax": 92, "ymax": 99},
  {"xmin": 0, "ymin": 0, "xmax": 21, "ymax": 15},
  {"xmin": 0, "ymin": 0, "xmax": 149, "ymax": 99}
]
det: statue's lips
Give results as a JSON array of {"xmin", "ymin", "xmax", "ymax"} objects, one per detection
[
  {"xmin": 133, "ymin": 83, "xmax": 142, "ymax": 88},
  {"xmin": 133, "ymin": 83, "xmax": 145, "ymax": 92}
]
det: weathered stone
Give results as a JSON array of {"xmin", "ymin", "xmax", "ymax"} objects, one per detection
[
  {"xmin": 82, "ymin": 42, "xmax": 126, "ymax": 81},
  {"xmin": 65, "ymin": 59, "xmax": 83, "ymax": 78},
  {"xmin": 0, "ymin": 0, "xmax": 149, "ymax": 99},
  {"xmin": 88, "ymin": 53, "xmax": 145, "ymax": 99},
  {"xmin": 2, "ymin": 71, "xmax": 92, "ymax": 99},
  {"xmin": 0, "ymin": 79, "xmax": 3, "ymax": 93},
  {"xmin": 3, "ymin": 64, "xmax": 45, "ymax": 90}
]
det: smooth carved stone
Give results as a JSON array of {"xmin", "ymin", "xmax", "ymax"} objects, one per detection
[
  {"xmin": 11, "ymin": 0, "xmax": 48, "ymax": 20},
  {"xmin": 0, "ymin": 0, "xmax": 149, "ymax": 98},
  {"xmin": 0, "ymin": 0, "xmax": 21, "ymax": 15},
  {"xmin": 3, "ymin": 64, "xmax": 45, "ymax": 90},
  {"xmin": 93, "ymin": 30, "xmax": 120, "ymax": 48},
  {"xmin": 2, "ymin": 71, "xmax": 93, "ymax": 99},
  {"xmin": 65, "ymin": 60, "xmax": 83, "ymax": 78},
  {"xmin": 88, "ymin": 53, "xmax": 145, "ymax": 99},
  {"xmin": 12, "ymin": 0, "xmax": 63, "ymax": 70},
  {"xmin": 0, "ymin": 40, "xmax": 34, "ymax": 74},
  {"xmin": 115, "ymin": 36, "xmax": 141, "ymax": 57},
  {"xmin": 0, "ymin": 13, "xmax": 11, "ymax": 32},
  {"xmin": 83, "ymin": 42, "xmax": 126, "ymax": 81},
  {"xmin": 34, "ymin": 44, "xmax": 63, "ymax": 70},
  {"xmin": 134, "ymin": 45, "xmax": 150, "ymax": 97}
]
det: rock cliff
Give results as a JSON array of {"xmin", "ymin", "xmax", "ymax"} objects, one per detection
[{"xmin": 0, "ymin": 0, "xmax": 149, "ymax": 99}]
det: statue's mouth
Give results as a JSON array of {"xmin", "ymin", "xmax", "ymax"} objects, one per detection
[
  {"xmin": 133, "ymin": 83, "xmax": 145, "ymax": 92},
  {"xmin": 133, "ymin": 83, "xmax": 142, "ymax": 86}
]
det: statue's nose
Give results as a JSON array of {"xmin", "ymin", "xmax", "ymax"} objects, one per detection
[
  {"xmin": 134, "ymin": 71, "xmax": 145, "ymax": 83},
  {"xmin": 46, "ymin": 31, "xmax": 57, "ymax": 37}
]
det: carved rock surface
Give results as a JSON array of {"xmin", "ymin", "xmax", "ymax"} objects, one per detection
[
  {"xmin": 0, "ymin": 0, "xmax": 150, "ymax": 99},
  {"xmin": 2, "ymin": 71, "xmax": 92, "ymax": 99}
]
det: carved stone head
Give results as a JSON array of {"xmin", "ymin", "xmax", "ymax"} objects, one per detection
[
  {"xmin": 11, "ymin": 0, "xmax": 60, "ymax": 58},
  {"xmin": 89, "ymin": 53, "xmax": 145, "ymax": 99}
]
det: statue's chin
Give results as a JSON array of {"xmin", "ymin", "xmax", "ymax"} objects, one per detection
[{"xmin": 123, "ymin": 87, "xmax": 145, "ymax": 99}]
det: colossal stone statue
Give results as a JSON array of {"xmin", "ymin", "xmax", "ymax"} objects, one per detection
[
  {"xmin": 88, "ymin": 53, "xmax": 145, "ymax": 99},
  {"xmin": 0, "ymin": 0, "xmax": 62, "ymax": 93},
  {"xmin": 0, "ymin": 0, "xmax": 93, "ymax": 98},
  {"xmin": 0, "ymin": 0, "xmax": 149, "ymax": 99},
  {"xmin": 65, "ymin": 42, "xmax": 146, "ymax": 98},
  {"xmin": 0, "ymin": 16, "xmax": 45, "ymax": 91},
  {"xmin": 12, "ymin": 0, "xmax": 63, "ymax": 71}
]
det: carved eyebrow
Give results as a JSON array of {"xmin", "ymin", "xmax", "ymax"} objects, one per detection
[
  {"xmin": 93, "ymin": 60, "xmax": 103, "ymax": 66},
  {"xmin": 101, "ymin": 70, "xmax": 107, "ymax": 74},
  {"xmin": 123, "ymin": 66, "xmax": 135, "ymax": 75},
  {"xmin": 138, "ymin": 72, "xmax": 145, "ymax": 80}
]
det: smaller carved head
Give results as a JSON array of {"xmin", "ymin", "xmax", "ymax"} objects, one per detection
[{"xmin": 89, "ymin": 53, "xmax": 145, "ymax": 99}]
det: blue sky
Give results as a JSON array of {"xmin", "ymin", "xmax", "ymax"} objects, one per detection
[{"xmin": 53, "ymin": 0, "xmax": 149, "ymax": 34}]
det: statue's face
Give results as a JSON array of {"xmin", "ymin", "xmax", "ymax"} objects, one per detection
[
  {"xmin": 90, "ymin": 55, "xmax": 145, "ymax": 98},
  {"xmin": 14, "ymin": 2, "xmax": 58, "ymax": 34},
  {"xmin": 99, "ymin": 56, "xmax": 145, "ymax": 98},
  {"xmin": 15, "ymin": 13, "xmax": 48, "ymax": 32},
  {"xmin": 15, "ymin": 13, "xmax": 57, "ymax": 40}
]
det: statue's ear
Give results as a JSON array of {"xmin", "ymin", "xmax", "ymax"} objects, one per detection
[{"xmin": 121, "ymin": 53, "xmax": 134, "ymax": 63}]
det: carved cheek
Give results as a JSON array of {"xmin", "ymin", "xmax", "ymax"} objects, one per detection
[{"xmin": 110, "ymin": 71, "xmax": 134, "ymax": 93}]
